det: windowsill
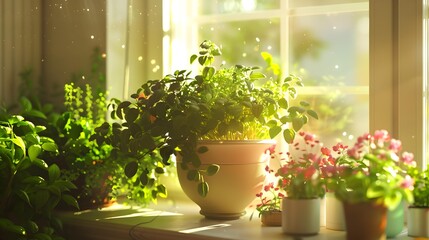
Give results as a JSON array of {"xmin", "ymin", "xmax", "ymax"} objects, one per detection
[{"xmin": 57, "ymin": 198, "xmax": 413, "ymax": 240}]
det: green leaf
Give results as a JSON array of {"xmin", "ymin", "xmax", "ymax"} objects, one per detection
[
  {"xmin": 187, "ymin": 169, "xmax": 200, "ymax": 182},
  {"xmin": 300, "ymin": 101, "xmax": 310, "ymax": 107},
  {"xmin": 190, "ymin": 54, "xmax": 198, "ymax": 64},
  {"xmin": 0, "ymin": 218, "xmax": 26, "ymax": 235},
  {"xmin": 16, "ymin": 190, "xmax": 32, "ymax": 206},
  {"xmin": 251, "ymin": 104, "xmax": 263, "ymax": 118},
  {"xmin": 250, "ymin": 72, "xmax": 266, "ymax": 79},
  {"xmin": 278, "ymin": 98, "xmax": 288, "ymax": 109},
  {"xmin": 307, "ymin": 109, "xmax": 319, "ymax": 120},
  {"xmin": 140, "ymin": 173, "xmax": 149, "ymax": 186},
  {"xmin": 154, "ymin": 167, "xmax": 165, "ymax": 174},
  {"xmin": 28, "ymin": 144, "xmax": 42, "ymax": 161},
  {"xmin": 62, "ymin": 194, "xmax": 79, "ymax": 210},
  {"xmin": 42, "ymin": 142, "xmax": 58, "ymax": 152},
  {"xmin": 157, "ymin": 184, "xmax": 167, "ymax": 198},
  {"xmin": 269, "ymin": 126, "xmax": 282, "ymax": 139},
  {"xmin": 34, "ymin": 190, "xmax": 50, "ymax": 210},
  {"xmin": 33, "ymin": 158, "xmax": 48, "ymax": 170},
  {"xmin": 125, "ymin": 161, "xmax": 138, "ymax": 178},
  {"xmin": 20, "ymin": 97, "xmax": 33, "ymax": 111},
  {"xmin": 283, "ymin": 128, "xmax": 296, "ymax": 143},
  {"xmin": 197, "ymin": 146, "xmax": 209, "ymax": 154},
  {"xmin": 11, "ymin": 136, "xmax": 26, "ymax": 155},
  {"xmin": 292, "ymin": 117, "xmax": 304, "ymax": 131},
  {"xmin": 26, "ymin": 110, "xmax": 47, "ymax": 119},
  {"xmin": 366, "ymin": 184, "xmax": 387, "ymax": 199},
  {"xmin": 206, "ymin": 164, "xmax": 220, "ymax": 176},
  {"xmin": 48, "ymin": 164, "xmax": 61, "ymax": 182},
  {"xmin": 25, "ymin": 133, "xmax": 40, "ymax": 144},
  {"xmin": 22, "ymin": 176, "xmax": 45, "ymax": 184},
  {"xmin": 198, "ymin": 181, "xmax": 209, "ymax": 197},
  {"xmin": 26, "ymin": 220, "xmax": 39, "ymax": 234},
  {"xmin": 125, "ymin": 108, "xmax": 139, "ymax": 123}
]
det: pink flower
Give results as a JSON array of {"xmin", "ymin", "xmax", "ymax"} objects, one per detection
[
  {"xmin": 321, "ymin": 147, "xmax": 331, "ymax": 156},
  {"xmin": 264, "ymin": 182, "xmax": 274, "ymax": 192},
  {"xmin": 389, "ymin": 139, "xmax": 402, "ymax": 152},
  {"xmin": 400, "ymin": 175, "xmax": 414, "ymax": 190},
  {"xmin": 401, "ymin": 152, "xmax": 416, "ymax": 166},
  {"xmin": 374, "ymin": 129, "xmax": 390, "ymax": 141},
  {"xmin": 304, "ymin": 165, "xmax": 317, "ymax": 179}
]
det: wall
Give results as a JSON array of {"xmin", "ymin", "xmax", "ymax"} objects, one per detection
[{"xmin": 41, "ymin": 0, "xmax": 106, "ymax": 105}]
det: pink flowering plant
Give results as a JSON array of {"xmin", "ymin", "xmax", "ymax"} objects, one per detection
[
  {"xmin": 251, "ymin": 165, "xmax": 285, "ymax": 218},
  {"xmin": 328, "ymin": 129, "xmax": 416, "ymax": 210},
  {"xmin": 276, "ymin": 132, "xmax": 326, "ymax": 199}
]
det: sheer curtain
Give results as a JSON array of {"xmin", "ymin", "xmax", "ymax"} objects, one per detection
[{"xmin": 0, "ymin": 0, "xmax": 42, "ymax": 107}]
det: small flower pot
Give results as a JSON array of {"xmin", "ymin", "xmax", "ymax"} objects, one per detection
[
  {"xmin": 261, "ymin": 211, "xmax": 282, "ymax": 226},
  {"xmin": 407, "ymin": 206, "xmax": 429, "ymax": 238},
  {"xmin": 282, "ymin": 198, "xmax": 320, "ymax": 235},
  {"xmin": 342, "ymin": 201, "xmax": 387, "ymax": 240},
  {"xmin": 386, "ymin": 201, "xmax": 404, "ymax": 238},
  {"xmin": 325, "ymin": 192, "xmax": 345, "ymax": 231}
]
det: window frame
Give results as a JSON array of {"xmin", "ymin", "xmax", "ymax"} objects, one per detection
[{"xmin": 370, "ymin": 0, "xmax": 425, "ymax": 168}]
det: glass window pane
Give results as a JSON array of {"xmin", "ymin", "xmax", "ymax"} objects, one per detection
[
  {"xmin": 294, "ymin": 93, "xmax": 369, "ymax": 147},
  {"xmin": 289, "ymin": 12, "xmax": 369, "ymax": 87},
  {"xmin": 198, "ymin": 0, "xmax": 280, "ymax": 15},
  {"xmin": 198, "ymin": 19, "xmax": 280, "ymax": 67}
]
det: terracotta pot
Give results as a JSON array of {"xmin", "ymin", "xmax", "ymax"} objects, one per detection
[
  {"xmin": 407, "ymin": 206, "xmax": 429, "ymax": 238},
  {"xmin": 261, "ymin": 211, "xmax": 282, "ymax": 226},
  {"xmin": 342, "ymin": 201, "xmax": 387, "ymax": 240},
  {"xmin": 176, "ymin": 140, "xmax": 274, "ymax": 220},
  {"xmin": 282, "ymin": 198, "xmax": 320, "ymax": 235},
  {"xmin": 325, "ymin": 192, "xmax": 345, "ymax": 231}
]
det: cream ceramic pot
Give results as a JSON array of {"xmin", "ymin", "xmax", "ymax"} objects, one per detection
[{"xmin": 176, "ymin": 140, "xmax": 275, "ymax": 220}]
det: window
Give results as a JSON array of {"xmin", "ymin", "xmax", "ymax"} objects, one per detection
[
  {"xmin": 165, "ymin": 0, "xmax": 369, "ymax": 148},
  {"xmin": 108, "ymin": 0, "xmax": 426, "ymax": 167}
]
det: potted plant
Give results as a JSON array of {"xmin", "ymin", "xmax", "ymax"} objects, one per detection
[
  {"xmin": 250, "ymin": 164, "xmax": 284, "ymax": 226},
  {"xmin": 276, "ymin": 131, "xmax": 326, "ymax": 235},
  {"xmin": 330, "ymin": 129, "xmax": 415, "ymax": 240},
  {"xmin": 93, "ymin": 40, "xmax": 318, "ymax": 219},
  {"xmin": 319, "ymin": 142, "xmax": 349, "ymax": 231},
  {"xmin": 0, "ymin": 108, "xmax": 78, "ymax": 239},
  {"xmin": 407, "ymin": 165, "xmax": 429, "ymax": 238}
]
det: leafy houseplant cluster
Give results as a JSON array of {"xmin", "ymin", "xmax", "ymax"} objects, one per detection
[
  {"xmin": 276, "ymin": 132, "xmax": 326, "ymax": 199},
  {"xmin": 0, "ymin": 109, "xmax": 78, "ymax": 240},
  {"xmin": 329, "ymin": 129, "xmax": 415, "ymax": 209},
  {"xmin": 408, "ymin": 165, "xmax": 429, "ymax": 208},
  {"xmin": 52, "ymin": 83, "xmax": 116, "ymax": 208},
  {"xmin": 94, "ymin": 40, "xmax": 318, "ymax": 197}
]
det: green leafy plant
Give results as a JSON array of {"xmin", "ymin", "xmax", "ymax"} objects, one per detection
[
  {"xmin": 408, "ymin": 165, "xmax": 429, "ymax": 208},
  {"xmin": 327, "ymin": 129, "xmax": 415, "ymax": 210},
  {"xmin": 250, "ymin": 165, "xmax": 284, "ymax": 219},
  {"xmin": 94, "ymin": 40, "xmax": 317, "ymax": 198},
  {"xmin": 51, "ymin": 82, "xmax": 116, "ymax": 208},
  {"xmin": 0, "ymin": 108, "xmax": 78, "ymax": 240},
  {"xmin": 276, "ymin": 131, "xmax": 326, "ymax": 199}
]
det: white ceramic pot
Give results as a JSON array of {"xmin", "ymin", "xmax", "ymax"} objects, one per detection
[
  {"xmin": 176, "ymin": 140, "xmax": 275, "ymax": 220},
  {"xmin": 282, "ymin": 198, "xmax": 320, "ymax": 235},
  {"xmin": 325, "ymin": 192, "xmax": 345, "ymax": 231},
  {"xmin": 407, "ymin": 207, "xmax": 429, "ymax": 238}
]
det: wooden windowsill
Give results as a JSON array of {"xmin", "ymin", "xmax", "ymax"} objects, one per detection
[{"xmin": 57, "ymin": 199, "xmax": 413, "ymax": 240}]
